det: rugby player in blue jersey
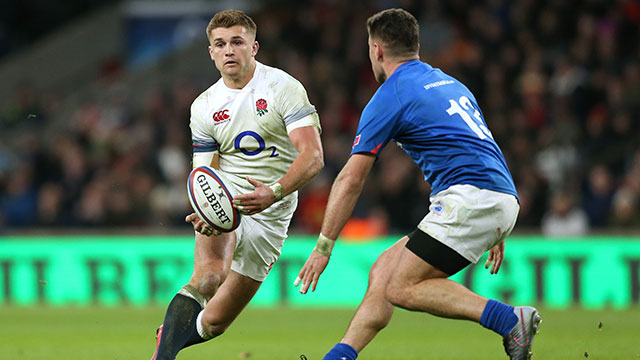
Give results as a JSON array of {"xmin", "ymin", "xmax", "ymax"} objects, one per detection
[{"xmin": 296, "ymin": 8, "xmax": 540, "ymax": 360}]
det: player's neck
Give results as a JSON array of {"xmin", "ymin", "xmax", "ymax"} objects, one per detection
[
  {"xmin": 383, "ymin": 57, "xmax": 419, "ymax": 79},
  {"xmin": 222, "ymin": 61, "xmax": 257, "ymax": 90}
]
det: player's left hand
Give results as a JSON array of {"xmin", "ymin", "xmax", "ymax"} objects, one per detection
[
  {"xmin": 484, "ymin": 239, "xmax": 505, "ymax": 274},
  {"xmin": 185, "ymin": 212, "xmax": 221, "ymax": 237},
  {"xmin": 233, "ymin": 176, "xmax": 275, "ymax": 215},
  {"xmin": 294, "ymin": 251, "xmax": 330, "ymax": 294}
]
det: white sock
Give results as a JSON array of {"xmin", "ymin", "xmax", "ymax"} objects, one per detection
[{"xmin": 196, "ymin": 310, "xmax": 213, "ymax": 340}]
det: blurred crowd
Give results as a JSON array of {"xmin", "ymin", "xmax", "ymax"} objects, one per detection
[
  {"xmin": 1, "ymin": 0, "xmax": 639, "ymax": 236},
  {"xmin": 0, "ymin": 0, "xmax": 108, "ymax": 58}
]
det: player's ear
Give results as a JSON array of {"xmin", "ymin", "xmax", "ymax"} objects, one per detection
[
  {"xmin": 252, "ymin": 41, "xmax": 259, "ymax": 57},
  {"xmin": 375, "ymin": 42, "xmax": 384, "ymax": 62},
  {"xmin": 208, "ymin": 45, "xmax": 215, "ymax": 61}
]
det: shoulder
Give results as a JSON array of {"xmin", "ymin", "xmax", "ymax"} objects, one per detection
[
  {"xmin": 258, "ymin": 62, "xmax": 304, "ymax": 89},
  {"xmin": 363, "ymin": 80, "xmax": 402, "ymax": 117},
  {"xmin": 191, "ymin": 81, "xmax": 220, "ymax": 116}
]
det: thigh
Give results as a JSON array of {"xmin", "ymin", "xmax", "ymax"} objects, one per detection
[
  {"xmin": 190, "ymin": 231, "xmax": 236, "ymax": 289},
  {"xmin": 393, "ymin": 245, "xmax": 450, "ymax": 286},
  {"xmin": 201, "ymin": 270, "xmax": 261, "ymax": 327},
  {"xmin": 405, "ymin": 228, "xmax": 470, "ymax": 276}
]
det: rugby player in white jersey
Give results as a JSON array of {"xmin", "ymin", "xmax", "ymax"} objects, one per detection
[{"xmin": 150, "ymin": 9, "xmax": 323, "ymax": 360}]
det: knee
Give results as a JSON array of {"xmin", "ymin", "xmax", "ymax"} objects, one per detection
[
  {"xmin": 368, "ymin": 257, "xmax": 387, "ymax": 284},
  {"xmin": 385, "ymin": 278, "xmax": 410, "ymax": 309},
  {"xmin": 368, "ymin": 245, "xmax": 399, "ymax": 283},
  {"xmin": 191, "ymin": 271, "xmax": 226, "ymax": 299},
  {"xmin": 369, "ymin": 247, "xmax": 407, "ymax": 307}
]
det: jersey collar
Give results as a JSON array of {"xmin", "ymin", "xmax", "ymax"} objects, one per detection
[
  {"xmin": 219, "ymin": 61, "xmax": 263, "ymax": 92},
  {"xmin": 386, "ymin": 59, "xmax": 422, "ymax": 82}
]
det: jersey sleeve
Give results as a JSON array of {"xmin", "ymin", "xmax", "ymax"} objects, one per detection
[
  {"xmin": 276, "ymin": 75, "xmax": 321, "ymax": 133},
  {"xmin": 189, "ymin": 101, "xmax": 219, "ymax": 154},
  {"xmin": 350, "ymin": 86, "xmax": 401, "ymax": 156},
  {"xmin": 285, "ymin": 112, "xmax": 321, "ymax": 134}
]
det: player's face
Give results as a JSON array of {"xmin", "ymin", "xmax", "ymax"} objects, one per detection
[
  {"xmin": 368, "ymin": 36, "xmax": 387, "ymax": 83},
  {"xmin": 208, "ymin": 25, "xmax": 258, "ymax": 81}
]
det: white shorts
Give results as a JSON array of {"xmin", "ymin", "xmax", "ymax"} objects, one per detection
[
  {"xmin": 231, "ymin": 214, "xmax": 291, "ymax": 282},
  {"xmin": 417, "ymin": 184, "xmax": 519, "ymax": 263}
]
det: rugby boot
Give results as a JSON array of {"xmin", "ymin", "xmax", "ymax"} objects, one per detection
[
  {"xmin": 150, "ymin": 325, "xmax": 163, "ymax": 360},
  {"xmin": 502, "ymin": 306, "xmax": 541, "ymax": 359}
]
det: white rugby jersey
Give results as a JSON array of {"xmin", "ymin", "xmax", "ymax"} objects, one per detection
[{"xmin": 190, "ymin": 61, "xmax": 320, "ymax": 220}]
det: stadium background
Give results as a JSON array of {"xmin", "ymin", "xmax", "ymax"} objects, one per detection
[{"xmin": 1, "ymin": 0, "xmax": 639, "ymax": 359}]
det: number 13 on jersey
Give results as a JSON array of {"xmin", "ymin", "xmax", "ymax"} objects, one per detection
[{"xmin": 446, "ymin": 96, "xmax": 493, "ymax": 140}]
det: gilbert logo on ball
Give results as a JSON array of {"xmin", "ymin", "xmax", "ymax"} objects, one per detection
[{"xmin": 187, "ymin": 166, "xmax": 241, "ymax": 232}]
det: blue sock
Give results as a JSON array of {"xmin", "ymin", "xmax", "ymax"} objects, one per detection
[
  {"xmin": 323, "ymin": 343, "xmax": 358, "ymax": 360},
  {"xmin": 480, "ymin": 299, "xmax": 518, "ymax": 336}
]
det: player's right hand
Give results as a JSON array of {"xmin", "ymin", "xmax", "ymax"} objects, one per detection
[
  {"xmin": 294, "ymin": 252, "xmax": 330, "ymax": 294},
  {"xmin": 484, "ymin": 239, "xmax": 505, "ymax": 274},
  {"xmin": 185, "ymin": 213, "xmax": 220, "ymax": 237}
]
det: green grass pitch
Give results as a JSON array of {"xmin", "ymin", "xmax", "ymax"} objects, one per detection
[{"xmin": 0, "ymin": 306, "xmax": 638, "ymax": 359}]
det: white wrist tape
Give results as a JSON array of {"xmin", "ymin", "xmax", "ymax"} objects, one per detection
[
  {"xmin": 270, "ymin": 182, "xmax": 284, "ymax": 202},
  {"xmin": 313, "ymin": 233, "xmax": 335, "ymax": 257},
  {"xmin": 192, "ymin": 151, "xmax": 216, "ymax": 168}
]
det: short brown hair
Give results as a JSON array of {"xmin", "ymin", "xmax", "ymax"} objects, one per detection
[
  {"xmin": 367, "ymin": 8, "xmax": 419, "ymax": 58},
  {"xmin": 206, "ymin": 9, "xmax": 257, "ymax": 41}
]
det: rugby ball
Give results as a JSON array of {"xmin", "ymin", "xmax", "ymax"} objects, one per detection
[{"xmin": 187, "ymin": 166, "xmax": 241, "ymax": 232}]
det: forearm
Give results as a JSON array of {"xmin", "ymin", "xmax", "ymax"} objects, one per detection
[
  {"xmin": 277, "ymin": 147, "xmax": 324, "ymax": 197},
  {"xmin": 320, "ymin": 168, "xmax": 366, "ymax": 240}
]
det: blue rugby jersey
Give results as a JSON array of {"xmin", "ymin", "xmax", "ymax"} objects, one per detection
[{"xmin": 351, "ymin": 60, "xmax": 517, "ymax": 198}]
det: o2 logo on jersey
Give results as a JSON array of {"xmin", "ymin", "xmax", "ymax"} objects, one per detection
[
  {"xmin": 234, "ymin": 131, "xmax": 279, "ymax": 157},
  {"xmin": 212, "ymin": 109, "xmax": 230, "ymax": 124}
]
